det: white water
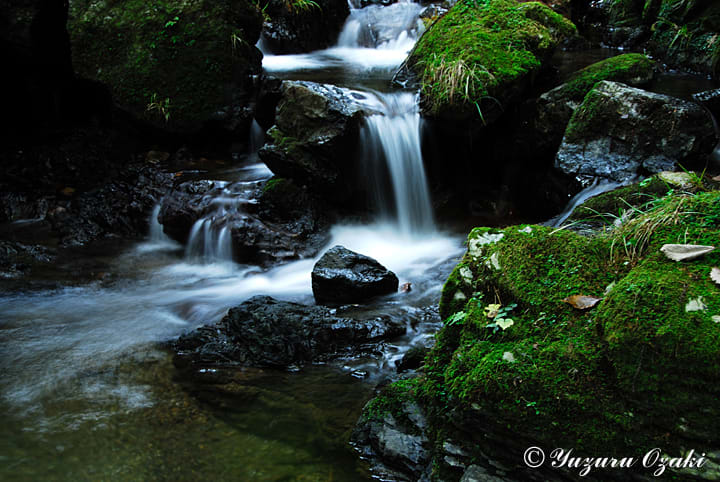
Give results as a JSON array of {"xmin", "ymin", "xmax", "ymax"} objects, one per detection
[
  {"xmin": 0, "ymin": 0, "xmax": 464, "ymax": 434},
  {"xmin": 544, "ymin": 178, "xmax": 622, "ymax": 227},
  {"xmin": 358, "ymin": 91, "xmax": 434, "ymax": 233},
  {"xmin": 261, "ymin": 0, "xmax": 424, "ymax": 73}
]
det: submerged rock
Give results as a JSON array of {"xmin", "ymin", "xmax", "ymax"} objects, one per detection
[
  {"xmin": 312, "ymin": 245, "xmax": 399, "ymax": 304},
  {"xmin": 556, "ymin": 81, "xmax": 715, "ymax": 185},
  {"xmin": 173, "ymin": 295, "xmax": 405, "ymax": 368},
  {"xmin": 259, "ymin": 81, "xmax": 368, "ymax": 203}
]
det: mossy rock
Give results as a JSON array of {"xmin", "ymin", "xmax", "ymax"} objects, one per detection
[
  {"xmin": 401, "ymin": 189, "xmax": 720, "ymax": 474},
  {"xmin": 406, "ymin": 0, "xmax": 576, "ymax": 122},
  {"xmin": 68, "ymin": 0, "xmax": 263, "ymax": 129},
  {"xmin": 535, "ymin": 53, "xmax": 655, "ymax": 151}
]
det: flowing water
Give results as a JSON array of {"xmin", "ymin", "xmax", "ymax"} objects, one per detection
[{"xmin": 0, "ymin": 1, "xmax": 464, "ymax": 479}]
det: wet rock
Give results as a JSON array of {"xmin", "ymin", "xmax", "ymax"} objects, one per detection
[
  {"xmin": 460, "ymin": 465, "xmax": 506, "ymax": 482},
  {"xmin": 353, "ymin": 393, "xmax": 430, "ymax": 479},
  {"xmin": 535, "ymin": 53, "xmax": 655, "ymax": 153},
  {"xmin": 259, "ymin": 81, "xmax": 369, "ymax": 203},
  {"xmin": 312, "ymin": 245, "xmax": 399, "ymax": 304},
  {"xmin": 556, "ymin": 81, "xmax": 715, "ymax": 186},
  {"xmin": 0, "ymin": 241, "xmax": 54, "ymax": 279},
  {"xmin": 159, "ymin": 178, "xmax": 330, "ymax": 264},
  {"xmin": 396, "ymin": 345, "xmax": 428, "ymax": 373},
  {"xmin": 173, "ymin": 295, "xmax": 405, "ymax": 368},
  {"xmin": 262, "ymin": 0, "xmax": 350, "ymax": 54}
]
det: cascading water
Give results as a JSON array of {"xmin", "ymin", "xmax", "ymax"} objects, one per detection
[{"xmin": 358, "ymin": 91, "xmax": 434, "ymax": 234}]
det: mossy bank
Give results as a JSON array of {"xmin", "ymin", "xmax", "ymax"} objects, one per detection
[
  {"xmin": 69, "ymin": 0, "xmax": 263, "ymax": 131},
  {"xmin": 360, "ymin": 184, "xmax": 720, "ymax": 480}
]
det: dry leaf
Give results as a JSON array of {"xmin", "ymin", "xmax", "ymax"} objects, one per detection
[
  {"xmin": 502, "ymin": 351, "xmax": 516, "ymax": 363},
  {"xmin": 484, "ymin": 304, "xmax": 501, "ymax": 319},
  {"xmin": 660, "ymin": 244, "xmax": 715, "ymax": 262},
  {"xmin": 712, "ymin": 267, "xmax": 720, "ymax": 286},
  {"xmin": 563, "ymin": 295, "xmax": 602, "ymax": 310}
]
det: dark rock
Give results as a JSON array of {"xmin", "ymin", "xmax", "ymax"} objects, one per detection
[
  {"xmin": 262, "ymin": 0, "xmax": 350, "ymax": 54},
  {"xmin": 47, "ymin": 163, "xmax": 173, "ymax": 247},
  {"xmin": 312, "ymin": 245, "xmax": 399, "ymax": 304},
  {"xmin": 535, "ymin": 53, "xmax": 655, "ymax": 155},
  {"xmin": 255, "ymin": 76, "xmax": 284, "ymax": 131},
  {"xmin": 173, "ymin": 295, "xmax": 405, "ymax": 368},
  {"xmin": 159, "ymin": 178, "xmax": 331, "ymax": 264},
  {"xmin": 396, "ymin": 345, "xmax": 428, "ymax": 373},
  {"xmin": 68, "ymin": 0, "xmax": 263, "ymax": 132},
  {"xmin": 556, "ymin": 81, "xmax": 716, "ymax": 186},
  {"xmin": 259, "ymin": 81, "xmax": 370, "ymax": 203},
  {"xmin": 0, "ymin": 240, "xmax": 54, "ymax": 279},
  {"xmin": 353, "ymin": 397, "xmax": 430, "ymax": 479}
]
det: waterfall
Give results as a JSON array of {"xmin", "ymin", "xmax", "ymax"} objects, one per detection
[
  {"xmin": 544, "ymin": 179, "xmax": 621, "ymax": 227},
  {"xmin": 336, "ymin": 0, "xmax": 424, "ymax": 50},
  {"xmin": 359, "ymin": 91, "xmax": 435, "ymax": 234}
]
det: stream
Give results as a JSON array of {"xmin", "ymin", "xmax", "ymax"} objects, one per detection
[{"xmin": 0, "ymin": 1, "xmax": 464, "ymax": 480}]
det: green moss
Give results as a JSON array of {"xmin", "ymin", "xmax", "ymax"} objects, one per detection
[
  {"xmin": 68, "ymin": 0, "xmax": 263, "ymax": 127},
  {"xmin": 568, "ymin": 176, "xmax": 670, "ymax": 223},
  {"xmin": 409, "ymin": 0, "xmax": 575, "ymax": 116},
  {"xmin": 362, "ymin": 378, "xmax": 419, "ymax": 424},
  {"xmin": 417, "ymin": 189, "xmax": 720, "ymax": 459},
  {"xmin": 561, "ymin": 53, "xmax": 654, "ymax": 102}
]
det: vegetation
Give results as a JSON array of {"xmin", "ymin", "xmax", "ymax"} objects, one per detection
[
  {"xmin": 369, "ymin": 185, "xmax": 720, "ymax": 472},
  {"xmin": 559, "ymin": 53, "xmax": 655, "ymax": 101},
  {"xmin": 408, "ymin": 0, "xmax": 576, "ymax": 118},
  {"xmin": 68, "ymin": 0, "xmax": 263, "ymax": 126}
]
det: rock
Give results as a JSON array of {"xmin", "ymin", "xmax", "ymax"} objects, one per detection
[
  {"xmin": 68, "ymin": 0, "xmax": 263, "ymax": 131},
  {"xmin": 396, "ymin": 345, "xmax": 428, "ymax": 373},
  {"xmin": 159, "ymin": 178, "xmax": 330, "ymax": 264},
  {"xmin": 0, "ymin": 241, "xmax": 54, "ymax": 279},
  {"xmin": 460, "ymin": 465, "xmax": 506, "ymax": 482},
  {"xmin": 535, "ymin": 53, "xmax": 655, "ymax": 152},
  {"xmin": 353, "ymin": 384, "xmax": 431, "ymax": 478},
  {"xmin": 173, "ymin": 295, "xmax": 405, "ymax": 368},
  {"xmin": 556, "ymin": 81, "xmax": 715, "ymax": 186},
  {"xmin": 259, "ymin": 81, "xmax": 369, "ymax": 203},
  {"xmin": 405, "ymin": 0, "xmax": 576, "ymax": 123},
  {"xmin": 262, "ymin": 0, "xmax": 350, "ymax": 54},
  {"xmin": 312, "ymin": 246, "xmax": 399, "ymax": 304}
]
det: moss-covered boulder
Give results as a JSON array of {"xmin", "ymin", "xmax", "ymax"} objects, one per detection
[
  {"xmin": 68, "ymin": 0, "xmax": 263, "ymax": 131},
  {"xmin": 556, "ymin": 80, "xmax": 715, "ymax": 186},
  {"xmin": 535, "ymin": 53, "xmax": 655, "ymax": 150},
  {"xmin": 261, "ymin": 0, "xmax": 350, "ymax": 54},
  {"xmin": 405, "ymin": 0, "xmax": 576, "ymax": 123},
  {"xmin": 360, "ymin": 188, "xmax": 720, "ymax": 479}
]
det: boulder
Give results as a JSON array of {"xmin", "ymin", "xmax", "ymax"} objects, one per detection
[
  {"xmin": 535, "ymin": 53, "xmax": 655, "ymax": 152},
  {"xmin": 173, "ymin": 295, "xmax": 405, "ymax": 368},
  {"xmin": 259, "ymin": 81, "xmax": 368, "ymax": 203},
  {"xmin": 261, "ymin": 0, "xmax": 350, "ymax": 54},
  {"xmin": 556, "ymin": 81, "xmax": 715, "ymax": 185},
  {"xmin": 352, "ymin": 382, "xmax": 430, "ymax": 479},
  {"xmin": 404, "ymin": 0, "xmax": 576, "ymax": 124},
  {"xmin": 68, "ymin": 0, "xmax": 263, "ymax": 132},
  {"xmin": 312, "ymin": 245, "xmax": 399, "ymax": 304},
  {"xmin": 159, "ymin": 178, "xmax": 330, "ymax": 264}
]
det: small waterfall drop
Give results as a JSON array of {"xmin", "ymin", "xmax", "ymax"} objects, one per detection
[
  {"xmin": 544, "ymin": 179, "xmax": 622, "ymax": 227},
  {"xmin": 358, "ymin": 91, "xmax": 434, "ymax": 234},
  {"xmin": 337, "ymin": 0, "xmax": 424, "ymax": 50}
]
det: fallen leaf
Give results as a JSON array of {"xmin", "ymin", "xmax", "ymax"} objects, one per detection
[
  {"xmin": 713, "ymin": 175, "xmax": 720, "ymax": 182},
  {"xmin": 712, "ymin": 267, "xmax": 720, "ymax": 286},
  {"xmin": 660, "ymin": 244, "xmax": 715, "ymax": 262},
  {"xmin": 484, "ymin": 304, "xmax": 501, "ymax": 319},
  {"xmin": 562, "ymin": 295, "xmax": 602, "ymax": 310},
  {"xmin": 713, "ymin": 316, "xmax": 720, "ymax": 323},
  {"xmin": 496, "ymin": 318, "xmax": 514, "ymax": 330},
  {"xmin": 502, "ymin": 351, "xmax": 516, "ymax": 363},
  {"xmin": 686, "ymin": 297, "xmax": 707, "ymax": 312},
  {"xmin": 60, "ymin": 187, "xmax": 75, "ymax": 196}
]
